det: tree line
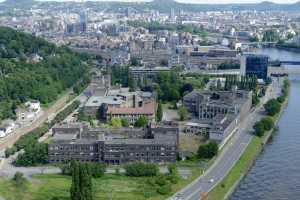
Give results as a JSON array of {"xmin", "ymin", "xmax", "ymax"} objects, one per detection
[{"xmin": 254, "ymin": 78, "xmax": 290, "ymax": 137}]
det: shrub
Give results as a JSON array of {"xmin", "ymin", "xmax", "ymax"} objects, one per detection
[
  {"xmin": 121, "ymin": 119, "xmax": 129, "ymax": 127},
  {"xmin": 12, "ymin": 172, "xmax": 27, "ymax": 186},
  {"xmin": 134, "ymin": 116, "xmax": 148, "ymax": 127},
  {"xmin": 157, "ymin": 183, "xmax": 172, "ymax": 195},
  {"xmin": 89, "ymin": 163, "xmax": 106, "ymax": 178},
  {"xmin": 124, "ymin": 163, "xmax": 158, "ymax": 177},
  {"xmin": 253, "ymin": 121, "xmax": 265, "ymax": 137},
  {"xmin": 5, "ymin": 146, "xmax": 17, "ymax": 158},
  {"xmin": 155, "ymin": 175, "xmax": 168, "ymax": 186},
  {"xmin": 264, "ymin": 99, "xmax": 281, "ymax": 116},
  {"xmin": 197, "ymin": 141, "xmax": 218, "ymax": 159},
  {"xmin": 261, "ymin": 117, "xmax": 274, "ymax": 131},
  {"xmin": 167, "ymin": 164, "xmax": 180, "ymax": 184}
]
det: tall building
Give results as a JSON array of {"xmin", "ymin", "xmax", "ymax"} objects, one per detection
[
  {"xmin": 240, "ymin": 54, "xmax": 269, "ymax": 79},
  {"xmin": 79, "ymin": 11, "xmax": 87, "ymax": 33},
  {"xmin": 170, "ymin": 8, "xmax": 175, "ymax": 22}
]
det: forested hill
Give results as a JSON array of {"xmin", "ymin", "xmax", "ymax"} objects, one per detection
[{"xmin": 0, "ymin": 27, "xmax": 88, "ymax": 121}]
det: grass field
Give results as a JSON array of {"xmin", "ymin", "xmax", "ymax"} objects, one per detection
[{"xmin": 0, "ymin": 167, "xmax": 202, "ymax": 200}]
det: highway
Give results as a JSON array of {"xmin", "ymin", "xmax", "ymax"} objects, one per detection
[{"xmin": 168, "ymin": 78, "xmax": 282, "ymax": 200}]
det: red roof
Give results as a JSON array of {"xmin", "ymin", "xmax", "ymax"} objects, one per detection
[{"xmin": 107, "ymin": 101, "xmax": 155, "ymax": 115}]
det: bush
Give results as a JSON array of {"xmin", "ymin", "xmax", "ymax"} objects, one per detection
[
  {"xmin": 167, "ymin": 164, "xmax": 180, "ymax": 184},
  {"xmin": 124, "ymin": 163, "xmax": 158, "ymax": 177},
  {"xmin": 277, "ymin": 96, "xmax": 285, "ymax": 103},
  {"xmin": 264, "ymin": 99, "xmax": 281, "ymax": 116},
  {"xmin": 157, "ymin": 183, "xmax": 172, "ymax": 195},
  {"xmin": 5, "ymin": 146, "xmax": 17, "ymax": 158},
  {"xmin": 89, "ymin": 163, "xmax": 106, "ymax": 178},
  {"xmin": 261, "ymin": 117, "xmax": 274, "ymax": 131},
  {"xmin": 155, "ymin": 175, "xmax": 168, "ymax": 186},
  {"xmin": 12, "ymin": 172, "xmax": 27, "ymax": 186},
  {"xmin": 253, "ymin": 121, "xmax": 265, "ymax": 137},
  {"xmin": 134, "ymin": 116, "xmax": 148, "ymax": 127},
  {"xmin": 121, "ymin": 119, "xmax": 129, "ymax": 127},
  {"xmin": 178, "ymin": 106, "xmax": 188, "ymax": 121},
  {"xmin": 197, "ymin": 141, "xmax": 218, "ymax": 159},
  {"xmin": 110, "ymin": 118, "xmax": 122, "ymax": 128}
]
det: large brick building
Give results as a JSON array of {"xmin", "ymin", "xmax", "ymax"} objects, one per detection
[{"xmin": 48, "ymin": 123, "xmax": 178, "ymax": 164}]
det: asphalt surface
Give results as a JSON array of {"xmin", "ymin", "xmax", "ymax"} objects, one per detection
[{"xmin": 169, "ymin": 78, "xmax": 282, "ymax": 200}]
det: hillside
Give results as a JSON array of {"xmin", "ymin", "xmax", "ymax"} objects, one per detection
[
  {"xmin": 0, "ymin": 27, "xmax": 88, "ymax": 121},
  {"xmin": 2, "ymin": 0, "xmax": 300, "ymax": 12}
]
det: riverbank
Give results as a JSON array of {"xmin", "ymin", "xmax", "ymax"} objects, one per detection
[{"xmin": 206, "ymin": 78, "xmax": 290, "ymax": 200}]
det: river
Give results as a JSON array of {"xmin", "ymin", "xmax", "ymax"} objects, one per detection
[{"xmin": 230, "ymin": 48, "xmax": 300, "ymax": 200}]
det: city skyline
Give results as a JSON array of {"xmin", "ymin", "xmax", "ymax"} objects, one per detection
[{"xmin": 1, "ymin": 0, "xmax": 300, "ymax": 4}]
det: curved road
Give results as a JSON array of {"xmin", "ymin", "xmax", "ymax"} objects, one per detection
[{"xmin": 168, "ymin": 78, "xmax": 282, "ymax": 200}]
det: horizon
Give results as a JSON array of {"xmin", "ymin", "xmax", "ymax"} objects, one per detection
[{"xmin": 1, "ymin": 0, "xmax": 300, "ymax": 5}]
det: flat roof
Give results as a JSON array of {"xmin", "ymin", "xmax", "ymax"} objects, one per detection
[{"xmin": 85, "ymin": 96, "xmax": 124, "ymax": 107}]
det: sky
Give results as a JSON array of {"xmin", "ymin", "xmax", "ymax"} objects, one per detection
[{"xmin": 1, "ymin": 0, "xmax": 300, "ymax": 4}]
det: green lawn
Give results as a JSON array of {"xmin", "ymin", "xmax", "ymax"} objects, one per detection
[
  {"xmin": 0, "ymin": 168, "xmax": 202, "ymax": 200},
  {"xmin": 206, "ymin": 136, "xmax": 263, "ymax": 200}
]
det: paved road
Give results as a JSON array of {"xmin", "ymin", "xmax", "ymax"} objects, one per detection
[{"xmin": 168, "ymin": 78, "xmax": 282, "ymax": 200}]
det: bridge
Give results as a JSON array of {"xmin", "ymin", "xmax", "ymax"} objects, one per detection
[
  {"xmin": 279, "ymin": 61, "xmax": 300, "ymax": 65},
  {"xmin": 269, "ymin": 66, "xmax": 300, "ymax": 75}
]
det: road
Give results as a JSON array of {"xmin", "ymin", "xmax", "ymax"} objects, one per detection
[{"xmin": 168, "ymin": 78, "xmax": 282, "ymax": 200}]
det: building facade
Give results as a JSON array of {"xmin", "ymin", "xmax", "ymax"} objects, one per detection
[
  {"xmin": 48, "ymin": 124, "xmax": 178, "ymax": 164},
  {"xmin": 240, "ymin": 54, "xmax": 269, "ymax": 80},
  {"xmin": 183, "ymin": 90, "xmax": 252, "ymax": 146}
]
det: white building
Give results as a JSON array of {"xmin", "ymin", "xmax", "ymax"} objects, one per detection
[
  {"xmin": 0, "ymin": 120, "xmax": 16, "ymax": 138},
  {"xmin": 25, "ymin": 100, "xmax": 41, "ymax": 113}
]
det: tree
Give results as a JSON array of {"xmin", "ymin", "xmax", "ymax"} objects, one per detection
[
  {"xmin": 253, "ymin": 121, "xmax": 265, "ymax": 137},
  {"xmin": 156, "ymin": 101, "xmax": 163, "ymax": 122},
  {"xmin": 260, "ymin": 117, "xmax": 274, "ymax": 131},
  {"xmin": 89, "ymin": 163, "xmax": 106, "ymax": 178},
  {"xmin": 178, "ymin": 106, "xmax": 188, "ymax": 121},
  {"xmin": 135, "ymin": 116, "xmax": 148, "ymax": 127},
  {"xmin": 70, "ymin": 161, "xmax": 93, "ymax": 200},
  {"xmin": 252, "ymin": 93, "xmax": 260, "ymax": 107},
  {"xmin": 197, "ymin": 141, "xmax": 218, "ymax": 159},
  {"xmin": 264, "ymin": 99, "xmax": 281, "ymax": 116},
  {"xmin": 110, "ymin": 118, "xmax": 122, "ymax": 128},
  {"xmin": 167, "ymin": 164, "xmax": 180, "ymax": 184},
  {"xmin": 124, "ymin": 163, "xmax": 158, "ymax": 177},
  {"xmin": 70, "ymin": 161, "xmax": 81, "ymax": 200},
  {"xmin": 121, "ymin": 118, "xmax": 129, "ymax": 127},
  {"xmin": 12, "ymin": 172, "xmax": 26, "ymax": 186},
  {"xmin": 80, "ymin": 163, "xmax": 93, "ymax": 200}
]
